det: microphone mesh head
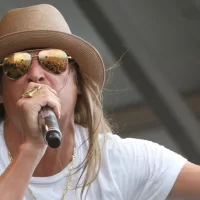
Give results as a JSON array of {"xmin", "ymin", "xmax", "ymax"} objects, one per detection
[{"xmin": 46, "ymin": 131, "xmax": 61, "ymax": 148}]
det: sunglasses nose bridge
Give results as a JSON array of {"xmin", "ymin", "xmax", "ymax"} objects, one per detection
[
  {"xmin": 31, "ymin": 55, "xmax": 38, "ymax": 58},
  {"xmin": 30, "ymin": 54, "xmax": 39, "ymax": 63},
  {"xmin": 26, "ymin": 57, "xmax": 46, "ymax": 82}
]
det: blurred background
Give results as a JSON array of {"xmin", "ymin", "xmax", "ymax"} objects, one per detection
[{"xmin": 1, "ymin": 0, "xmax": 200, "ymax": 163}]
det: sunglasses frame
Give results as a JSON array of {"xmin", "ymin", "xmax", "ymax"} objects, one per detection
[{"xmin": 0, "ymin": 48, "xmax": 72, "ymax": 80}]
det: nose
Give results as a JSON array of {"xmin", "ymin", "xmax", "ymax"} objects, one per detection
[{"xmin": 26, "ymin": 58, "xmax": 45, "ymax": 83}]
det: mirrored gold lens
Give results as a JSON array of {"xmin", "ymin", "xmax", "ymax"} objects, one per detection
[
  {"xmin": 38, "ymin": 49, "xmax": 68, "ymax": 74},
  {"xmin": 3, "ymin": 52, "xmax": 31, "ymax": 79}
]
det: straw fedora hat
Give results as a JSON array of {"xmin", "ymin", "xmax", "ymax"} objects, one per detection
[{"xmin": 0, "ymin": 4, "xmax": 105, "ymax": 90}]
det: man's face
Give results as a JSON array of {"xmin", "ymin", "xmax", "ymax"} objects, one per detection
[{"xmin": 2, "ymin": 49, "xmax": 78, "ymax": 130}]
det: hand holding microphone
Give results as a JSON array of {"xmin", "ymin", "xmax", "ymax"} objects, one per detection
[{"xmin": 19, "ymin": 83, "xmax": 62, "ymax": 149}]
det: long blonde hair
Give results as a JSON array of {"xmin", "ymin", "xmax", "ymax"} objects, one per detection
[{"xmin": 70, "ymin": 61, "xmax": 112, "ymax": 198}]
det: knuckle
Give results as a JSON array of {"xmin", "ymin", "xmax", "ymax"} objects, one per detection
[
  {"xmin": 17, "ymin": 99, "xmax": 30, "ymax": 111},
  {"xmin": 41, "ymin": 85, "xmax": 51, "ymax": 94}
]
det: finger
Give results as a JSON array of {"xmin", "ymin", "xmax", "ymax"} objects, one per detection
[
  {"xmin": 37, "ymin": 95, "xmax": 61, "ymax": 119},
  {"xmin": 22, "ymin": 83, "xmax": 61, "ymax": 118},
  {"xmin": 23, "ymin": 83, "xmax": 58, "ymax": 97},
  {"xmin": 18, "ymin": 90, "xmax": 61, "ymax": 120}
]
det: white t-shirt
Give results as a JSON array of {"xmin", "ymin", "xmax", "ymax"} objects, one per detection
[{"xmin": 0, "ymin": 122, "xmax": 187, "ymax": 200}]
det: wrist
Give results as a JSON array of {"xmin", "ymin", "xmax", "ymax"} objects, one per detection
[{"xmin": 19, "ymin": 142, "xmax": 47, "ymax": 164}]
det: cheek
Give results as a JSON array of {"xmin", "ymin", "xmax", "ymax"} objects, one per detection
[
  {"xmin": 2, "ymin": 77, "xmax": 21, "ymax": 100},
  {"xmin": 60, "ymin": 86, "xmax": 77, "ymax": 108},
  {"xmin": 1, "ymin": 76, "xmax": 24, "ymax": 114},
  {"xmin": 59, "ymin": 81, "xmax": 78, "ymax": 116}
]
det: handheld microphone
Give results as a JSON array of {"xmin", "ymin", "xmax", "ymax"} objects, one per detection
[{"xmin": 38, "ymin": 106, "xmax": 62, "ymax": 148}]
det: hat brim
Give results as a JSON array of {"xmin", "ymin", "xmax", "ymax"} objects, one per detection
[{"xmin": 0, "ymin": 30, "xmax": 105, "ymax": 91}]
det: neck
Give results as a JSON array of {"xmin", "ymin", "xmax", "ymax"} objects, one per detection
[{"xmin": 4, "ymin": 117, "xmax": 75, "ymax": 177}]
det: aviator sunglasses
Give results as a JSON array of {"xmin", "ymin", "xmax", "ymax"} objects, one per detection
[{"xmin": 0, "ymin": 49, "xmax": 72, "ymax": 80}]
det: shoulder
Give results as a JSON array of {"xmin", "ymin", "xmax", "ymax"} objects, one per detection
[
  {"xmin": 75, "ymin": 124, "xmax": 184, "ymax": 163},
  {"xmin": 99, "ymin": 133, "xmax": 187, "ymax": 199},
  {"xmin": 75, "ymin": 124, "xmax": 186, "ymax": 166},
  {"xmin": 100, "ymin": 133, "xmax": 164, "ymax": 160},
  {"xmin": 75, "ymin": 125, "xmax": 187, "ymax": 199},
  {"xmin": 101, "ymin": 133, "xmax": 187, "ymax": 179},
  {"xmin": 100, "ymin": 133, "xmax": 185, "ymax": 161}
]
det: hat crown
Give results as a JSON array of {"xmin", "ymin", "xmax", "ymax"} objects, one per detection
[{"xmin": 0, "ymin": 4, "xmax": 71, "ymax": 37}]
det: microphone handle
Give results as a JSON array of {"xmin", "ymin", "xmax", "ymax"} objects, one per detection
[{"xmin": 38, "ymin": 106, "xmax": 62, "ymax": 148}]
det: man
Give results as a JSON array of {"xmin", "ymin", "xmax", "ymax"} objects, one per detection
[{"xmin": 0, "ymin": 3, "xmax": 199, "ymax": 200}]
